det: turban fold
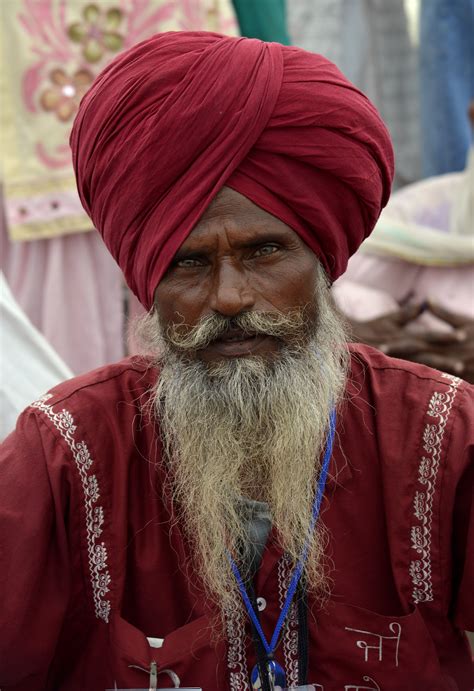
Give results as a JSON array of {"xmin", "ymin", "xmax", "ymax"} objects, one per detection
[{"xmin": 71, "ymin": 31, "xmax": 394, "ymax": 309}]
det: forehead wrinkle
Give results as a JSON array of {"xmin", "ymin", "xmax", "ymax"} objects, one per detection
[
  {"xmin": 199, "ymin": 186, "xmax": 285, "ymax": 226},
  {"xmin": 180, "ymin": 186, "xmax": 298, "ymax": 253},
  {"xmin": 181, "ymin": 214, "xmax": 292, "ymax": 252}
]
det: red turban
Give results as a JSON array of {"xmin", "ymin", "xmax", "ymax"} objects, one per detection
[{"xmin": 71, "ymin": 31, "xmax": 394, "ymax": 310}]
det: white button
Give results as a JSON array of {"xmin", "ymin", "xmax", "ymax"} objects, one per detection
[
  {"xmin": 147, "ymin": 636, "xmax": 164, "ymax": 648},
  {"xmin": 257, "ymin": 596, "xmax": 266, "ymax": 611}
]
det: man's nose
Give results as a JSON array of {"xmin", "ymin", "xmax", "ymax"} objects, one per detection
[{"xmin": 208, "ymin": 262, "xmax": 255, "ymax": 317}]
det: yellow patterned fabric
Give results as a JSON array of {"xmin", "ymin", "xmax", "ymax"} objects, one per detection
[{"xmin": 0, "ymin": 0, "xmax": 237, "ymax": 241}]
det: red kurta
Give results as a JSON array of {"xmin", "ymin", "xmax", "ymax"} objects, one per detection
[{"xmin": 1, "ymin": 345, "xmax": 473, "ymax": 690}]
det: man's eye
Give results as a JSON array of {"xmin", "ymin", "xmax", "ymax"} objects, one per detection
[
  {"xmin": 253, "ymin": 244, "xmax": 279, "ymax": 257},
  {"xmin": 176, "ymin": 257, "xmax": 203, "ymax": 268}
]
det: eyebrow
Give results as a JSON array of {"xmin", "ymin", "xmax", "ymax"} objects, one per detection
[{"xmin": 175, "ymin": 229, "xmax": 291, "ymax": 259}]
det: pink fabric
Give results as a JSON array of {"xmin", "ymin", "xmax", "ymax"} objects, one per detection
[
  {"xmin": 1, "ymin": 196, "xmax": 124, "ymax": 375},
  {"xmin": 71, "ymin": 31, "xmax": 394, "ymax": 309},
  {"xmin": 334, "ymin": 174, "xmax": 474, "ymax": 324},
  {"xmin": 340, "ymin": 253, "xmax": 474, "ymax": 321},
  {"xmin": 332, "ymin": 280, "xmax": 399, "ymax": 322}
]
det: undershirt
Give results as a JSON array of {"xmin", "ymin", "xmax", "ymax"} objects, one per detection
[{"xmin": 239, "ymin": 497, "xmax": 272, "ymax": 579}]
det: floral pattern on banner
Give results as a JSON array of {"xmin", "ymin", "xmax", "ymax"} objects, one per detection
[
  {"xmin": 18, "ymin": 0, "xmax": 236, "ymax": 169},
  {"xmin": 40, "ymin": 67, "xmax": 94, "ymax": 121},
  {"xmin": 68, "ymin": 4, "xmax": 124, "ymax": 63}
]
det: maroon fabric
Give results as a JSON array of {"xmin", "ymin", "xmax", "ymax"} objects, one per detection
[
  {"xmin": 70, "ymin": 32, "xmax": 394, "ymax": 309},
  {"xmin": 1, "ymin": 347, "xmax": 473, "ymax": 689}
]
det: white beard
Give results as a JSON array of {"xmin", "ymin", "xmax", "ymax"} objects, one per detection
[{"xmin": 134, "ymin": 265, "xmax": 349, "ymax": 618}]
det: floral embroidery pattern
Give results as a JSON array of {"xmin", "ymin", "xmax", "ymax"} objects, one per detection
[
  {"xmin": 278, "ymin": 556, "xmax": 300, "ymax": 686},
  {"xmin": 31, "ymin": 394, "xmax": 111, "ymax": 622},
  {"xmin": 68, "ymin": 4, "xmax": 124, "ymax": 63},
  {"xmin": 225, "ymin": 556, "xmax": 301, "ymax": 688},
  {"xmin": 225, "ymin": 595, "xmax": 250, "ymax": 691},
  {"xmin": 409, "ymin": 373, "xmax": 461, "ymax": 604},
  {"xmin": 39, "ymin": 67, "xmax": 94, "ymax": 121}
]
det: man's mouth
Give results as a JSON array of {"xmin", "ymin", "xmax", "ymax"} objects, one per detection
[
  {"xmin": 200, "ymin": 328, "xmax": 278, "ymax": 358},
  {"xmin": 215, "ymin": 328, "xmax": 258, "ymax": 343}
]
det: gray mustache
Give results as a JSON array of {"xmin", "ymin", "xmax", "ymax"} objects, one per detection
[{"xmin": 165, "ymin": 309, "xmax": 310, "ymax": 352}]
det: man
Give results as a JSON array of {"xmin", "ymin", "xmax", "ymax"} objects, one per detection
[{"xmin": 0, "ymin": 32, "xmax": 472, "ymax": 691}]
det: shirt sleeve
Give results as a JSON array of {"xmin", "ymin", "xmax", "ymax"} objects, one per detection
[
  {"xmin": 0, "ymin": 408, "xmax": 72, "ymax": 688},
  {"xmin": 450, "ymin": 384, "xmax": 474, "ymax": 632}
]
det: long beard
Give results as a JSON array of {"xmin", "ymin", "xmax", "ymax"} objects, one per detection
[{"xmin": 135, "ymin": 268, "xmax": 349, "ymax": 618}]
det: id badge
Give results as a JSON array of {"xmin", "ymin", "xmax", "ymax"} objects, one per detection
[{"xmin": 251, "ymin": 660, "xmax": 320, "ymax": 690}]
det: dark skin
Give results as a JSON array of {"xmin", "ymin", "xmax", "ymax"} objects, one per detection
[
  {"xmin": 346, "ymin": 302, "xmax": 425, "ymax": 349},
  {"xmin": 380, "ymin": 303, "xmax": 473, "ymax": 382},
  {"xmin": 154, "ymin": 187, "xmax": 321, "ymax": 362},
  {"xmin": 348, "ymin": 303, "xmax": 474, "ymax": 383}
]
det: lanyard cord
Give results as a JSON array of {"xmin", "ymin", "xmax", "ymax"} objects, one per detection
[
  {"xmin": 248, "ymin": 583, "xmax": 274, "ymax": 691},
  {"xmin": 227, "ymin": 409, "xmax": 337, "ymax": 661},
  {"xmin": 249, "ymin": 578, "xmax": 308, "ymax": 689}
]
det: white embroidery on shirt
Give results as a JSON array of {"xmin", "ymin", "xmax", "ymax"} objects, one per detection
[
  {"xmin": 225, "ymin": 595, "xmax": 250, "ymax": 691},
  {"xmin": 31, "ymin": 394, "xmax": 111, "ymax": 622},
  {"xmin": 344, "ymin": 675, "xmax": 381, "ymax": 690},
  {"xmin": 344, "ymin": 622, "xmax": 401, "ymax": 666},
  {"xmin": 409, "ymin": 373, "xmax": 461, "ymax": 604},
  {"xmin": 278, "ymin": 555, "xmax": 299, "ymax": 686},
  {"xmin": 224, "ymin": 555, "xmax": 301, "ymax": 689}
]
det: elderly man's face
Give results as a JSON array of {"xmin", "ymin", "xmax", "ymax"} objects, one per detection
[
  {"xmin": 148, "ymin": 186, "xmax": 348, "ymax": 614},
  {"xmin": 154, "ymin": 187, "xmax": 320, "ymax": 362}
]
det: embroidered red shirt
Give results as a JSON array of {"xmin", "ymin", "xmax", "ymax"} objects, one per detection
[{"xmin": 0, "ymin": 345, "xmax": 473, "ymax": 690}]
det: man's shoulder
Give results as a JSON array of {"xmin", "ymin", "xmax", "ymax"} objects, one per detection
[
  {"xmin": 348, "ymin": 342, "xmax": 472, "ymax": 391},
  {"xmin": 24, "ymin": 356, "xmax": 159, "ymax": 441},
  {"xmin": 39, "ymin": 355, "xmax": 157, "ymax": 407},
  {"xmin": 10, "ymin": 357, "xmax": 161, "ymax": 478},
  {"xmin": 347, "ymin": 342, "xmax": 473, "ymax": 428}
]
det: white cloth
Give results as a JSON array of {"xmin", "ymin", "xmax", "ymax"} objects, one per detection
[
  {"xmin": 360, "ymin": 151, "xmax": 474, "ymax": 266},
  {"xmin": 360, "ymin": 209, "xmax": 474, "ymax": 268},
  {"xmin": 450, "ymin": 146, "xmax": 474, "ymax": 237},
  {"xmin": 334, "ymin": 163, "xmax": 474, "ymax": 327},
  {"xmin": 0, "ymin": 272, "xmax": 72, "ymax": 439}
]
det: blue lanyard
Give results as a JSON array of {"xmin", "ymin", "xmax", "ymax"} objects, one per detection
[{"xmin": 227, "ymin": 408, "xmax": 336, "ymax": 659}]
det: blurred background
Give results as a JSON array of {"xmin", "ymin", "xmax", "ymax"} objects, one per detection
[{"xmin": 1, "ymin": 0, "xmax": 473, "ymax": 434}]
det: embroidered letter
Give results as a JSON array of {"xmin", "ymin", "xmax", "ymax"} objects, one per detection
[{"xmin": 344, "ymin": 622, "xmax": 401, "ymax": 667}]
